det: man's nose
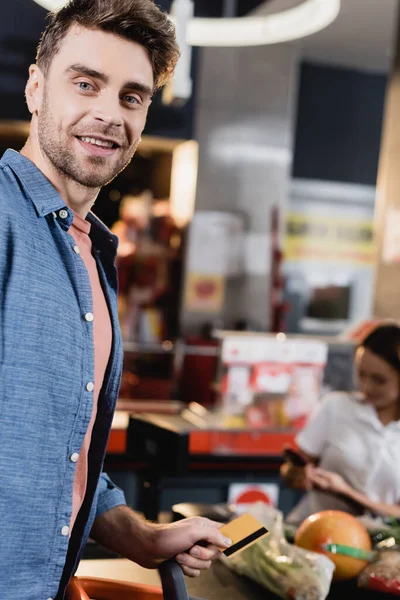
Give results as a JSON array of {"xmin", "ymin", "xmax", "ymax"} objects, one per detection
[{"xmin": 91, "ymin": 92, "xmax": 123, "ymax": 127}]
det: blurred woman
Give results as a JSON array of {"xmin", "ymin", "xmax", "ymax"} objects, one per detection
[{"xmin": 281, "ymin": 323, "xmax": 400, "ymax": 524}]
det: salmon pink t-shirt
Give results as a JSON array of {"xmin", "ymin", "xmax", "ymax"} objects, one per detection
[{"xmin": 68, "ymin": 211, "xmax": 113, "ymax": 531}]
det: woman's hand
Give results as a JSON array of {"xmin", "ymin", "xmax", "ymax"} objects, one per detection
[
  {"xmin": 310, "ymin": 468, "xmax": 353, "ymax": 497},
  {"xmin": 280, "ymin": 461, "xmax": 316, "ymax": 491}
]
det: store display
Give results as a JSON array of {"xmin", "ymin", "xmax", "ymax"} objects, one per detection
[
  {"xmin": 222, "ymin": 503, "xmax": 334, "ymax": 600},
  {"xmin": 294, "ymin": 510, "xmax": 372, "ymax": 581},
  {"xmin": 220, "ymin": 334, "xmax": 328, "ymax": 428}
]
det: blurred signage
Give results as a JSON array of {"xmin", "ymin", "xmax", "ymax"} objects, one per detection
[
  {"xmin": 183, "ymin": 211, "xmax": 245, "ymax": 314},
  {"xmin": 184, "ymin": 272, "xmax": 225, "ymax": 313},
  {"xmin": 186, "ymin": 211, "xmax": 245, "ymax": 276},
  {"xmin": 285, "ymin": 212, "xmax": 375, "ymax": 264},
  {"xmin": 228, "ymin": 483, "xmax": 279, "ymax": 514},
  {"xmin": 222, "ymin": 336, "xmax": 327, "ymax": 366}
]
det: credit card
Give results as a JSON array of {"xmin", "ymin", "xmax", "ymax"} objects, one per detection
[{"xmin": 219, "ymin": 513, "xmax": 269, "ymax": 557}]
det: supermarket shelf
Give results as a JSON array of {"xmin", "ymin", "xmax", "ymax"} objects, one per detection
[{"xmin": 123, "ymin": 341, "xmax": 219, "ymax": 356}]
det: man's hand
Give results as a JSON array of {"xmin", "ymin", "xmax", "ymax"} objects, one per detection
[
  {"xmin": 148, "ymin": 517, "xmax": 232, "ymax": 577},
  {"xmin": 310, "ymin": 468, "xmax": 352, "ymax": 496},
  {"xmin": 90, "ymin": 506, "xmax": 231, "ymax": 578}
]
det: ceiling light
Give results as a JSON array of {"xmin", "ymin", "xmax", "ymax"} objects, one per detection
[
  {"xmin": 32, "ymin": 0, "xmax": 64, "ymax": 9},
  {"xmin": 185, "ymin": 0, "xmax": 341, "ymax": 47},
  {"xmin": 33, "ymin": 0, "xmax": 340, "ymax": 47}
]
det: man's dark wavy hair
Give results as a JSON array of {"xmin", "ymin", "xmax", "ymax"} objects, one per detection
[{"xmin": 36, "ymin": 0, "xmax": 180, "ymax": 90}]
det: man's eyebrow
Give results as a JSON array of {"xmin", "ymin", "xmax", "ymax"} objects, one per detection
[
  {"xmin": 123, "ymin": 81, "xmax": 154, "ymax": 98},
  {"xmin": 66, "ymin": 63, "xmax": 154, "ymax": 97},
  {"xmin": 67, "ymin": 64, "xmax": 108, "ymax": 83}
]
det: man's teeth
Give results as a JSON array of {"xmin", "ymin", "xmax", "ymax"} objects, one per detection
[{"xmin": 79, "ymin": 137, "xmax": 114, "ymax": 148}]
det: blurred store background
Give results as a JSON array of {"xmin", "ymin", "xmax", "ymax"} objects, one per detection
[{"xmin": 6, "ymin": 0, "xmax": 400, "ymax": 521}]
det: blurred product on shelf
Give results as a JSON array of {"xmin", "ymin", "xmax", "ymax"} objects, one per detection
[
  {"xmin": 219, "ymin": 334, "xmax": 328, "ymax": 429},
  {"xmin": 112, "ymin": 190, "xmax": 181, "ymax": 344}
]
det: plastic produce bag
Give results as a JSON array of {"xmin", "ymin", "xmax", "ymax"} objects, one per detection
[
  {"xmin": 358, "ymin": 514, "xmax": 400, "ymax": 546},
  {"xmin": 358, "ymin": 550, "xmax": 400, "ymax": 595},
  {"xmin": 221, "ymin": 503, "xmax": 334, "ymax": 600}
]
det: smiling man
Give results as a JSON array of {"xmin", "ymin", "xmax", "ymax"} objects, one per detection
[{"xmin": 0, "ymin": 1, "xmax": 231, "ymax": 599}]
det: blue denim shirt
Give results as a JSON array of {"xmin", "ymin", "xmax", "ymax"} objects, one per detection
[{"xmin": 0, "ymin": 149, "xmax": 126, "ymax": 600}]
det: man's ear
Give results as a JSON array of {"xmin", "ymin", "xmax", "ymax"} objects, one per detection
[{"xmin": 25, "ymin": 64, "xmax": 44, "ymax": 114}]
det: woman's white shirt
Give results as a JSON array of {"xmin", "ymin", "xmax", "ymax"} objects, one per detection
[{"xmin": 286, "ymin": 392, "xmax": 400, "ymax": 524}]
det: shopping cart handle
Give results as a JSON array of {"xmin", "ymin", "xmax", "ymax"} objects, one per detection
[
  {"xmin": 159, "ymin": 560, "xmax": 189, "ymax": 600},
  {"xmin": 159, "ymin": 560, "xmax": 190, "ymax": 600},
  {"xmin": 159, "ymin": 559, "xmax": 206, "ymax": 600}
]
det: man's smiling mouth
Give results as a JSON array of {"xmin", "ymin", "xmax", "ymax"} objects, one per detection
[{"xmin": 76, "ymin": 136, "xmax": 120, "ymax": 149}]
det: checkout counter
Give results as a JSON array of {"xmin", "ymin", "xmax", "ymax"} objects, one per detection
[
  {"xmin": 104, "ymin": 334, "xmax": 355, "ymax": 521},
  {"xmin": 105, "ymin": 402, "xmax": 298, "ymax": 521}
]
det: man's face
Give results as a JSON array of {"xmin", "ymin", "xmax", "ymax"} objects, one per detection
[{"xmin": 36, "ymin": 25, "xmax": 154, "ymax": 188}]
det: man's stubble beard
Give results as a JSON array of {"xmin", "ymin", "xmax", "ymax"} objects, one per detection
[{"xmin": 37, "ymin": 93, "xmax": 140, "ymax": 188}]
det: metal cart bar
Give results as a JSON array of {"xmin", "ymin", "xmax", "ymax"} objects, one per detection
[
  {"xmin": 159, "ymin": 560, "xmax": 205, "ymax": 600},
  {"xmin": 159, "ymin": 560, "xmax": 190, "ymax": 600}
]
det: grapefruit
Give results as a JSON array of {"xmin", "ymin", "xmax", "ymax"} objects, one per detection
[{"xmin": 294, "ymin": 510, "xmax": 372, "ymax": 581}]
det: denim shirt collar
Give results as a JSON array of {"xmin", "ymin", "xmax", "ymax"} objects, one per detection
[{"xmin": 1, "ymin": 148, "xmax": 119, "ymax": 257}]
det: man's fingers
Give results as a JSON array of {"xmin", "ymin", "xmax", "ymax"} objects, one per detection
[
  {"xmin": 180, "ymin": 565, "xmax": 201, "ymax": 578},
  {"xmin": 176, "ymin": 553, "xmax": 211, "ymax": 572},
  {"xmin": 189, "ymin": 544, "xmax": 221, "ymax": 561},
  {"xmin": 190, "ymin": 518, "xmax": 232, "ymax": 549}
]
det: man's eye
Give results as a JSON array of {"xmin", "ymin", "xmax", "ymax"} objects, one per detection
[
  {"xmin": 124, "ymin": 95, "xmax": 139, "ymax": 105},
  {"xmin": 77, "ymin": 82, "xmax": 93, "ymax": 91}
]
